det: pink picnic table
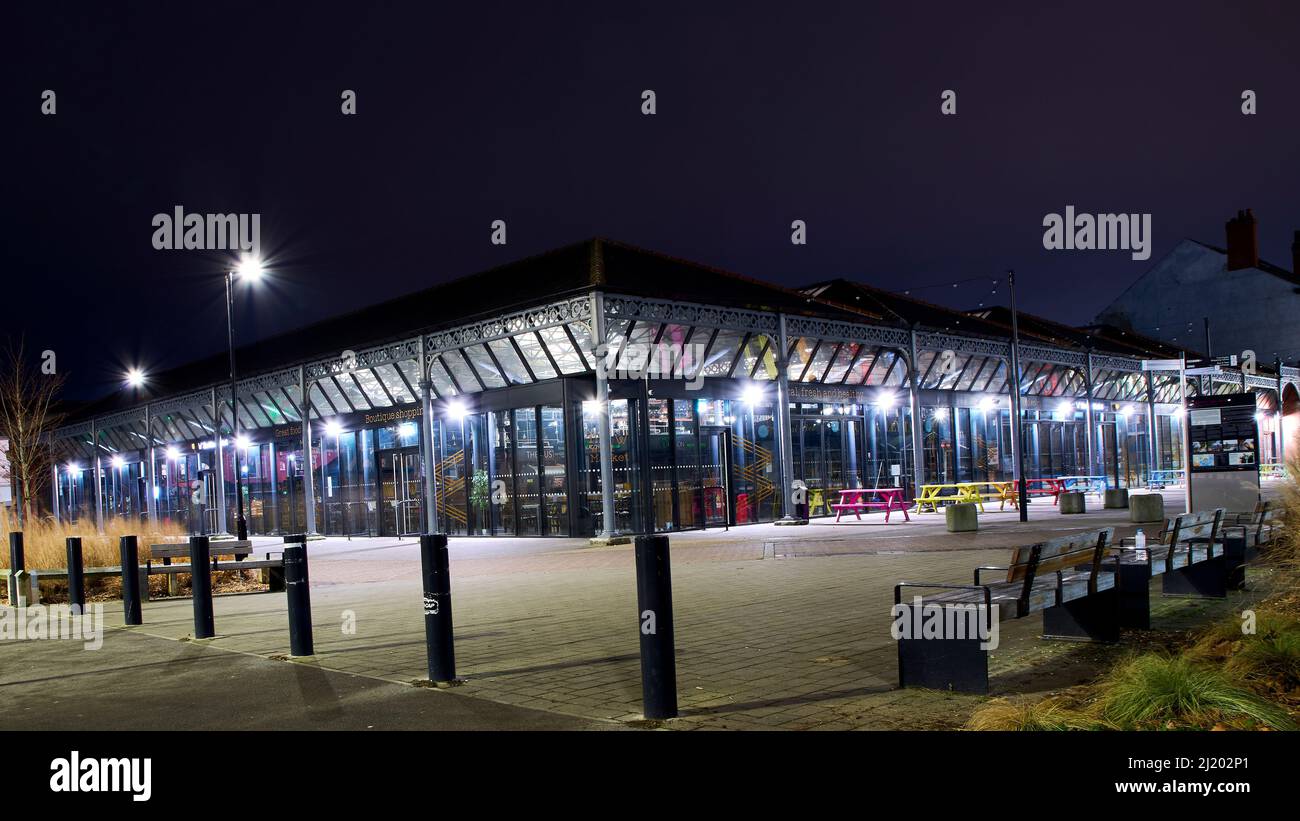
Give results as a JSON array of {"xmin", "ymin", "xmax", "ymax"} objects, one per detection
[{"xmin": 831, "ymin": 488, "xmax": 911, "ymax": 523}]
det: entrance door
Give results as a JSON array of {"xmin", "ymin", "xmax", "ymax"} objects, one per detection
[
  {"xmin": 699, "ymin": 427, "xmax": 732, "ymax": 526},
  {"xmin": 1100, "ymin": 421, "xmax": 1120, "ymax": 488},
  {"xmin": 379, "ymin": 449, "xmax": 423, "ymax": 536}
]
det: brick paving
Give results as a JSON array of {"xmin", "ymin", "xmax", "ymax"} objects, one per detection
[{"xmin": 87, "ymin": 487, "xmax": 1273, "ymax": 730}]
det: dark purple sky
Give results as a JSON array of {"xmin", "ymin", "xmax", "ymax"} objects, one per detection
[{"xmin": 5, "ymin": 1, "xmax": 1299, "ymax": 398}]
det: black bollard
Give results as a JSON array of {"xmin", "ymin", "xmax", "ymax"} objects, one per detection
[
  {"xmin": 634, "ymin": 534, "xmax": 677, "ymax": 719},
  {"xmin": 65, "ymin": 537, "xmax": 86, "ymax": 610},
  {"xmin": 9, "ymin": 532, "xmax": 24, "ymax": 573},
  {"xmin": 189, "ymin": 535, "xmax": 214, "ymax": 638},
  {"xmin": 283, "ymin": 534, "xmax": 314, "ymax": 656},
  {"xmin": 8, "ymin": 532, "xmax": 27, "ymax": 606},
  {"xmin": 419, "ymin": 534, "xmax": 456, "ymax": 683},
  {"xmin": 119, "ymin": 535, "xmax": 143, "ymax": 625}
]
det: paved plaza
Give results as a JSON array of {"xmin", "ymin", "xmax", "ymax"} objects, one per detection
[{"xmin": 2, "ymin": 488, "xmax": 1275, "ymax": 730}]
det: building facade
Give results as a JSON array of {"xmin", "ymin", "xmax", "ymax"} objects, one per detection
[
  {"xmin": 1097, "ymin": 210, "xmax": 1300, "ymax": 366},
  {"xmin": 46, "ymin": 239, "xmax": 1300, "ymax": 538}
]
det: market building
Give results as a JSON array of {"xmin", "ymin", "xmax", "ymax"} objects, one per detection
[{"xmin": 46, "ymin": 239, "xmax": 1300, "ymax": 538}]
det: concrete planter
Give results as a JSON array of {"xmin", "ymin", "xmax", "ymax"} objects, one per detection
[
  {"xmin": 1103, "ymin": 488, "xmax": 1129, "ymax": 509},
  {"xmin": 1059, "ymin": 492, "xmax": 1086, "ymax": 514},
  {"xmin": 945, "ymin": 503, "xmax": 979, "ymax": 532},
  {"xmin": 1130, "ymin": 493, "xmax": 1165, "ymax": 523}
]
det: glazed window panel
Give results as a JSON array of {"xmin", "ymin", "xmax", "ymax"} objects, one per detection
[
  {"xmin": 487, "ymin": 338, "xmax": 532, "ymax": 384},
  {"xmin": 539, "ymin": 326, "xmax": 585, "ymax": 374},
  {"xmin": 701, "ymin": 329, "xmax": 744, "ymax": 378},
  {"xmin": 802, "ymin": 342, "xmax": 839, "ymax": 383},
  {"xmin": 353, "ymin": 367, "xmax": 395, "ymax": 407},
  {"xmin": 463, "ymin": 345, "xmax": 508, "ymax": 389},
  {"xmin": 440, "ymin": 351, "xmax": 483, "ymax": 393},
  {"xmin": 428, "ymin": 358, "xmax": 459, "ymax": 396},
  {"xmin": 515, "ymin": 332, "xmax": 558, "ymax": 380},
  {"xmin": 335, "ymin": 373, "xmax": 373, "ymax": 410},
  {"xmin": 374, "ymin": 363, "xmax": 416, "ymax": 404}
]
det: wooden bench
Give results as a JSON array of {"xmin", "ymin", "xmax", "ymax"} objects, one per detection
[
  {"xmin": 149, "ymin": 540, "xmax": 254, "ymax": 562},
  {"xmin": 1110, "ymin": 508, "xmax": 1224, "ymax": 628},
  {"xmin": 894, "ymin": 527, "xmax": 1117, "ymax": 693},
  {"xmin": 1223, "ymin": 501, "xmax": 1282, "ymax": 549},
  {"xmin": 147, "ymin": 541, "xmax": 283, "ymax": 596},
  {"xmin": 1219, "ymin": 502, "xmax": 1282, "ymax": 590}
]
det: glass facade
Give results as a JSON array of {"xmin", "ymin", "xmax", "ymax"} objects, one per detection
[{"xmin": 47, "ymin": 297, "xmax": 1280, "ymax": 537}]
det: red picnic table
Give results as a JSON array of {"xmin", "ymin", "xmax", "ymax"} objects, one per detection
[
  {"xmin": 1009, "ymin": 477, "xmax": 1065, "ymax": 505},
  {"xmin": 831, "ymin": 488, "xmax": 911, "ymax": 523}
]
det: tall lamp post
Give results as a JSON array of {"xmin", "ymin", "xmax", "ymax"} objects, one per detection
[
  {"xmin": 1008, "ymin": 269, "xmax": 1029, "ymax": 522},
  {"xmin": 226, "ymin": 256, "xmax": 264, "ymax": 541}
]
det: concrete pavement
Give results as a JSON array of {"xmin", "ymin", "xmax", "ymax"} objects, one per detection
[{"xmin": 1, "ymin": 485, "xmax": 1273, "ymax": 730}]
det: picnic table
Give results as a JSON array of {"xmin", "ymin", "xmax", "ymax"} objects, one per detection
[
  {"xmin": 831, "ymin": 488, "xmax": 911, "ymax": 523},
  {"xmin": 1057, "ymin": 475, "xmax": 1108, "ymax": 495},
  {"xmin": 914, "ymin": 482, "xmax": 1009, "ymax": 513},
  {"xmin": 1007, "ymin": 477, "xmax": 1065, "ymax": 505}
]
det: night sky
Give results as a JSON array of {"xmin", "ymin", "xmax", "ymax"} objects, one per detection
[{"xmin": 5, "ymin": 1, "xmax": 1298, "ymax": 399}]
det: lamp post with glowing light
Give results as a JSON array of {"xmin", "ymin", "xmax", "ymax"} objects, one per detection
[
  {"xmin": 125, "ymin": 368, "xmax": 158, "ymax": 526},
  {"xmin": 226, "ymin": 256, "xmax": 264, "ymax": 541}
]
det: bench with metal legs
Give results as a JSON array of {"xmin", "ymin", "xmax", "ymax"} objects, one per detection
[{"xmin": 894, "ymin": 528, "xmax": 1117, "ymax": 694}]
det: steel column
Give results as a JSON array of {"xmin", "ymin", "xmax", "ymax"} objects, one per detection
[
  {"xmin": 418, "ymin": 337, "xmax": 440, "ymax": 534},
  {"xmin": 1084, "ymin": 352, "xmax": 1096, "ymax": 478},
  {"xmin": 1144, "ymin": 372, "xmax": 1158, "ymax": 482},
  {"xmin": 92, "ymin": 418, "xmax": 104, "ymax": 532},
  {"xmin": 1278, "ymin": 359, "xmax": 1287, "ymax": 469},
  {"xmin": 591, "ymin": 292, "xmax": 617, "ymax": 537},
  {"xmin": 300, "ymin": 366, "xmax": 318, "ymax": 536},
  {"xmin": 212, "ymin": 388, "xmax": 228, "ymax": 535},
  {"xmin": 907, "ymin": 329, "xmax": 926, "ymax": 495},
  {"xmin": 145, "ymin": 404, "xmax": 158, "ymax": 526},
  {"xmin": 774, "ymin": 313, "xmax": 797, "ymax": 518}
]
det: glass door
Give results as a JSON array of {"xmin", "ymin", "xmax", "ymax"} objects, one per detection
[
  {"xmin": 699, "ymin": 427, "xmax": 731, "ymax": 526},
  {"xmin": 378, "ymin": 448, "xmax": 423, "ymax": 536}
]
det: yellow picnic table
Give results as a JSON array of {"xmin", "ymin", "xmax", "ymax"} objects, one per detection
[{"xmin": 914, "ymin": 481, "xmax": 1016, "ymax": 513}]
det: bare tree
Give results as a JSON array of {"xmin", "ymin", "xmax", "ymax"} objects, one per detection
[{"xmin": 0, "ymin": 339, "xmax": 66, "ymax": 527}]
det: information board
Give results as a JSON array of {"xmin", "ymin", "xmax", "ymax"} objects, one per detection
[{"xmin": 1186, "ymin": 392, "xmax": 1260, "ymax": 512}]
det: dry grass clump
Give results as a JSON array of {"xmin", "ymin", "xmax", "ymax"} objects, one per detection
[
  {"xmin": 966, "ymin": 697, "xmax": 1105, "ymax": 731},
  {"xmin": 1, "ymin": 508, "xmax": 188, "ymax": 569},
  {"xmin": 1092, "ymin": 653, "xmax": 1294, "ymax": 730}
]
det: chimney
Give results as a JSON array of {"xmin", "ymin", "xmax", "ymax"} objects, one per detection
[
  {"xmin": 1225, "ymin": 209, "xmax": 1259, "ymax": 271},
  {"xmin": 1292, "ymin": 229, "xmax": 1299, "ymax": 275}
]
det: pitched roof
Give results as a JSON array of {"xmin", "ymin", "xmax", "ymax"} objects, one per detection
[
  {"xmin": 65, "ymin": 239, "xmax": 877, "ymax": 421},
  {"xmin": 800, "ymin": 278, "xmax": 1008, "ymax": 337},
  {"xmin": 1186, "ymin": 239, "xmax": 1300, "ymax": 288}
]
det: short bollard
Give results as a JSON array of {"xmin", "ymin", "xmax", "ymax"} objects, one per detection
[
  {"xmin": 119, "ymin": 535, "xmax": 143, "ymax": 625},
  {"xmin": 634, "ymin": 534, "xmax": 678, "ymax": 720},
  {"xmin": 284, "ymin": 535, "xmax": 314, "ymax": 656},
  {"xmin": 65, "ymin": 537, "xmax": 86, "ymax": 610},
  {"xmin": 189, "ymin": 535, "xmax": 215, "ymax": 638},
  {"xmin": 419, "ymin": 534, "xmax": 456, "ymax": 684},
  {"xmin": 8, "ymin": 532, "xmax": 34, "ymax": 607},
  {"xmin": 9, "ymin": 531, "xmax": 24, "ymax": 574}
]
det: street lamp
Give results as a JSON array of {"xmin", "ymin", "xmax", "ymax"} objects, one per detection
[
  {"xmin": 227, "ymin": 254, "xmax": 265, "ymax": 540},
  {"xmin": 125, "ymin": 368, "xmax": 146, "ymax": 388}
]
